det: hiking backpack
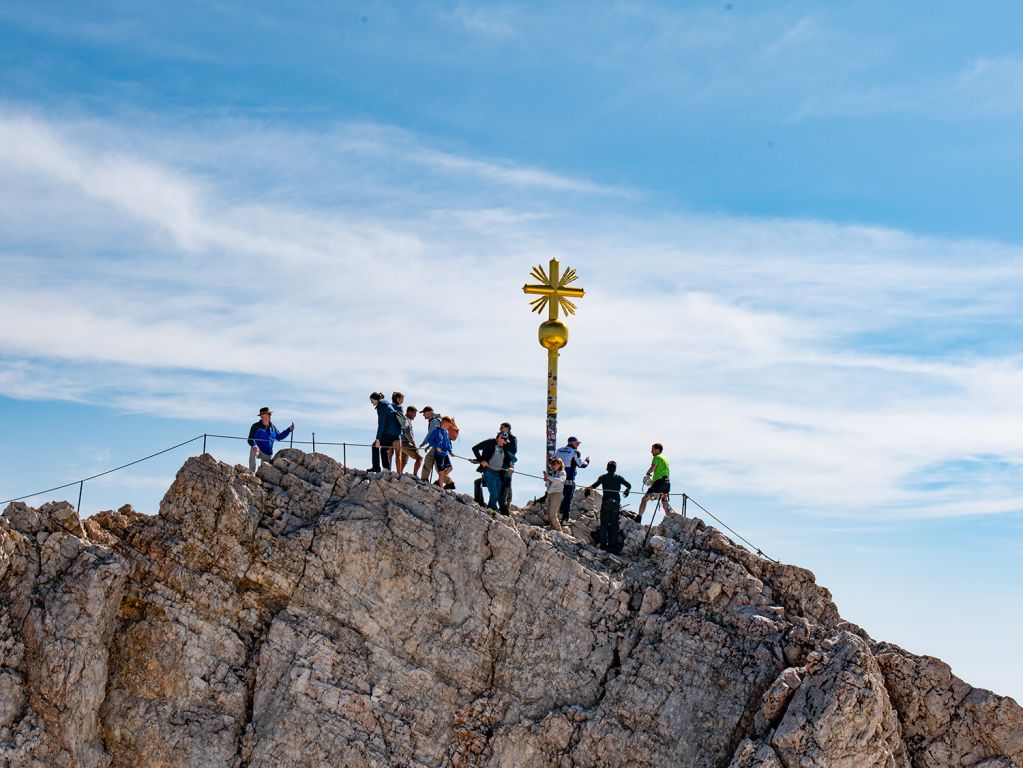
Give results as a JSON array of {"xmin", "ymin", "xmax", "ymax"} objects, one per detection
[{"xmin": 393, "ymin": 407, "xmax": 409, "ymax": 431}]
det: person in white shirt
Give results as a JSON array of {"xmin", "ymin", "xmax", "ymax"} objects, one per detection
[{"xmin": 543, "ymin": 457, "xmax": 567, "ymax": 532}]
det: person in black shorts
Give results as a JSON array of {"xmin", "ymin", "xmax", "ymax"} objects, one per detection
[
  {"xmin": 637, "ymin": 443, "xmax": 674, "ymax": 522},
  {"xmin": 426, "ymin": 416, "xmax": 456, "ymax": 488}
]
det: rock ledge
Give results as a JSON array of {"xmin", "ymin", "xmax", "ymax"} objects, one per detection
[{"xmin": 1, "ymin": 450, "xmax": 1020, "ymax": 767}]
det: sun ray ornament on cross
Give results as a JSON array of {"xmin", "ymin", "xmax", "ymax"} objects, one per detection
[{"xmin": 522, "ymin": 258, "xmax": 585, "ymax": 470}]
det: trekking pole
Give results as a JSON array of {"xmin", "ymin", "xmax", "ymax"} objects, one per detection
[
  {"xmin": 642, "ymin": 496, "xmax": 662, "ymax": 548},
  {"xmin": 290, "ymin": 432, "xmax": 294, "ymax": 449}
]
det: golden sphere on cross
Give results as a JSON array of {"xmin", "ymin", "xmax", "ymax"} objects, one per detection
[{"xmin": 538, "ymin": 319, "xmax": 569, "ymax": 350}]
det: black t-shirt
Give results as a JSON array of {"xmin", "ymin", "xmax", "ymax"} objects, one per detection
[{"xmin": 589, "ymin": 473, "xmax": 632, "ymax": 495}]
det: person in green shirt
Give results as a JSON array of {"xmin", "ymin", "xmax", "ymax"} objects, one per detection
[{"xmin": 638, "ymin": 443, "xmax": 675, "ymax": 522}]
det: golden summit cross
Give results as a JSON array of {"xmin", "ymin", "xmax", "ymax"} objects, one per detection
[
  {"xmin": 523, "ymin": 259, "xmax": 585, "ymax": 321},
  {"xmin": 522, "ymin": 258, "xmax": 585, "ymax": 470}
]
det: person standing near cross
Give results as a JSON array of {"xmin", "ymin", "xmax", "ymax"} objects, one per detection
[{"xmin": 555, "ymin": 436, "xmax": 589, "ymax": 522}]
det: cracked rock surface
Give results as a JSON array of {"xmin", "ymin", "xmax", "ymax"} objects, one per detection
[{"xmin": 1, "ymin": 450, "xmax": 1020, "ymax": 767}]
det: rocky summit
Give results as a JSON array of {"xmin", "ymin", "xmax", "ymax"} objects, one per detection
[{"xmin": 1, "ymin": 450, "xmax": 1020, "ymax": 768}]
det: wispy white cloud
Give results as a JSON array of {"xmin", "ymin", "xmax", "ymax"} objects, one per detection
[
  {"xmin": 949, "ymin": 56, "xmax": 1023, "ymax": 116},
  {"xmin": 440, "ymin": 2, "xmax": 519, "ymax": 37},
  {"xmin": 789, "ymin": 54, "xmax": 1023, "ymax": 121},
  {"xmin": 3, "ymin": 108, "xmax": 1023, "ymax": 520}
]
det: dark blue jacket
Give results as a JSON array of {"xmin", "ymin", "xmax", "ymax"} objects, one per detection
[
  {"xmin": 426, "ymin": 426, "xmax": 452, "ymax": 455},
  {"xmin": 247, "ymin": 421, "xmax": 292, "ymax": 456},
  {"xmin": 375, "ymin": 400, "xmax": 401, "ymax": 439}
]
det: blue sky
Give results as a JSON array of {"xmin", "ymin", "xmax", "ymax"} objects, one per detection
[{"xmin": 2, "ymin": 1, "xmax": 1022, "ymax": 700}]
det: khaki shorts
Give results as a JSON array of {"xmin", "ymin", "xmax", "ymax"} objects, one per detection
[{"xmin": 401, "ymin": 443, "xmax": 422, "ymax": 460}]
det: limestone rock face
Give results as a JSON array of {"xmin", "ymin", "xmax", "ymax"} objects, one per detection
[{"xmin": 1, "ymin": 450, "xmax": 1020, "ymax": 767}]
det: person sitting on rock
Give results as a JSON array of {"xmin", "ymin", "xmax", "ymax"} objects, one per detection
[
  {"xmin": 247, "ymin": 407, "xmax": 294, "ymax": 472},
  {"xmin": 426, "ymin": 416, "xmax": 456, "ymax": 488},
  {"xmin": 637, "ymin": 443, "xmax": 674, "ymax": 522},
  {"xmin": 542, "ymin": 457, "xmax": 567, "ymax": 532},
  {"xmin": 585, "ymin": 460, "xmax": 632, "ymax": 553},
  {"xmin": 471, "ymin": 432, "xmax": 516, "ymax": 513}
]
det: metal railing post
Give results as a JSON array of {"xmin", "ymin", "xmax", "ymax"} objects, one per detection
[
  {"xmin": 77, "ymin": 481, "xmax": 84, "ymax": 513},
  {"xmin": 202, "ymin": 433, "xmax": 207, "ymax": 454},
  {"xmin": 312, "ymin": 433, "xmax": 316, "ymax": 453},
  {"xmin": 343, "ymin": 442, "xmax": 347, "ymax": 467},
  {"xmin": 681, "ymin": 493, "xmax": 687, "ymax": 518}
]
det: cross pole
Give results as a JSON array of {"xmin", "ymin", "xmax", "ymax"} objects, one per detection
[{"xmin": 523, "ymin": 258, "xmax": 585, "ymax": 470}]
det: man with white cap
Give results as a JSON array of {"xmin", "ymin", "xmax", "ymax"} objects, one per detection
[{"xmin": 554, "ymin": 436, "xmax": 589, "ymax": 523}]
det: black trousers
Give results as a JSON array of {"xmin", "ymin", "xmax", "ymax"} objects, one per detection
[
  {"xmin": 598, "ymin": 496, "xmax": 622, "ymax": 553},
  {"xmin": 371, "ymin": 434, "xmax": 400, "ymax": 471},
  {"xmin": 559, "ymin": 483, "xmax": 576, "ymax": 521},
  {"xmin": 500, "ymin": 476, "xmax": 512, "ymax": 514}
]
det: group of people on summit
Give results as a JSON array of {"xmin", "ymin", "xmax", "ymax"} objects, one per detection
[
  {"xmin": 542, "ymin": 442, "xmax": 674, "ymax": 553},
  {"xmin": 246, "ymin": 398, "xmax": 675, "ymax": 555}
]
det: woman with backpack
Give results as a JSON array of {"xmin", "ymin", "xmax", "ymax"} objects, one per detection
[
  {"xmin": 389, "ymin": 392, "xmax": 411, "ymax": 475},
  {"xmin": 543, "ymin": 457, "xmax": 567, "ymax": 532}
]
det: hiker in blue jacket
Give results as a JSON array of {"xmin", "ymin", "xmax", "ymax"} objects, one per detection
[
  {"xmin": 370, "ymin": 392, "xmax": 402, "ymax": 472},
  {"xmin": 426, "ymin": 416, "xmax": 456, "ymax": 488},
  {"xmin": 247, "ymin": 406, "xmax": 294, "ymax": 472}
]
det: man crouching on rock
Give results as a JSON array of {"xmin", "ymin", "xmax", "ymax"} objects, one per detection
[{"xmin": 247, "ymin": 406, "xmax": 294, "ymax": 472}]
